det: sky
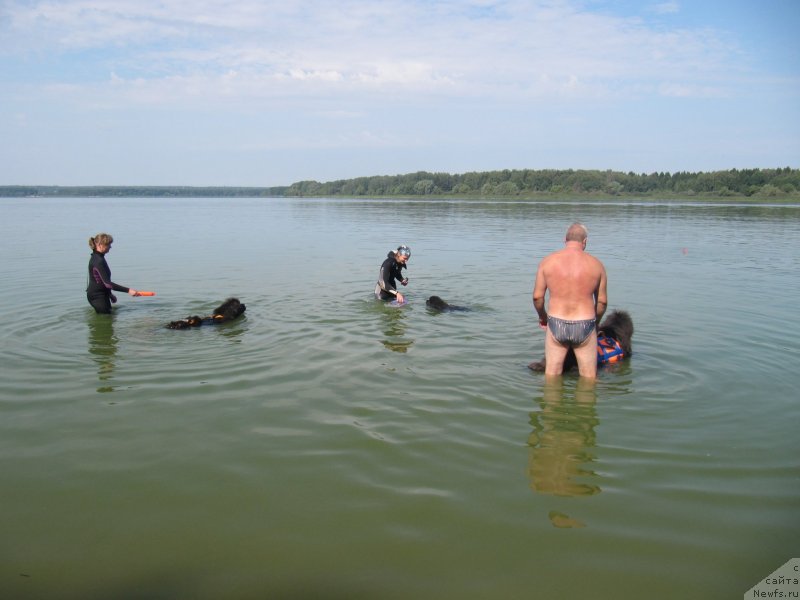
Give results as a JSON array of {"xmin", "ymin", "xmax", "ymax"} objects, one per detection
[{"xmin": 0, "ymin": 0, "xmax": 798, "ymax": 186}]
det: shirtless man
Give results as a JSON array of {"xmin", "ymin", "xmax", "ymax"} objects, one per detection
[{"xmin": 532, "ymin": 223, "xmax": 608, "ymax": 378}]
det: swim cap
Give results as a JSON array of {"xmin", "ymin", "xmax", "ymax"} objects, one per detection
[{"xmin": 397, "ymin": 245, "xmax": 411, "ymax": 257}]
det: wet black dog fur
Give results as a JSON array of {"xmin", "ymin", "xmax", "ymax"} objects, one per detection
[
  {"xmin": 166, "ymin": 298, "xmax": 246, "ymax": 329},
  {"xmin": 528, "ymin": 309, "xmax": 633, "ymax": 372},
  {"xmin": 426, "ymin": 296, "xmax": 469, "ymax": 312}
]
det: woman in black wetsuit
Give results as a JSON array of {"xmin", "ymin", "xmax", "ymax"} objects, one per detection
[
  {"xmin": 375, "ymin": 245, "xmax": 411, "ymax": 303},
  {"xmin": 86, "ymin": 233, "xmax": 141, "ymax": 314}
]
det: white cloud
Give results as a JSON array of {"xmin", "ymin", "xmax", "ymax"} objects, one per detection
[
  {"xmin": 4, "ymin": 0, "xmax": 794, "ymax": 185},
  {"xmin": 283, "ymin": 69, "xmax": 344, "ymax": 83},
  {"xmin": 652, "ymin": 2, "xmax": 680, "ymax": 15},
  {"xmin": 658, "ymin": 82, "xmax": 726, "ymax": 98},
  {"xmin": 3, "ymin": 0, "xmax": 746, "ymax": 107}
]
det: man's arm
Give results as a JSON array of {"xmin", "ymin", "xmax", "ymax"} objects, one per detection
[
  {"xmin": 532, "ymin": 264, "xmax": 548, "ymax": 326},
  {"xmin": 595, "ymin": 263, "xmax": 608, "ymax": 324}
]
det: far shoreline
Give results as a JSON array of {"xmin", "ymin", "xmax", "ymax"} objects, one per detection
[
  {"xmin": 287, "ymin": 193, "xmax": 800, "ymax": 205},
  {"xmin": 2, "ymin": 190, "xmax": 798, "ymax": 205},
  {"xmin": 3, "ymin": 163, "xmax": 800, "ymax": 205}
]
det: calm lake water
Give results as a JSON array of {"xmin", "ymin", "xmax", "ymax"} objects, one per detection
[{"xmin": 1, "ymin": 197, "xmax": 798, "ymax": 599}]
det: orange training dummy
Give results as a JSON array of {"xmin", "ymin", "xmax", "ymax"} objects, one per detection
[{"xmin": 133, "ymin": 291, "xmax": 156, "ymax": 296}]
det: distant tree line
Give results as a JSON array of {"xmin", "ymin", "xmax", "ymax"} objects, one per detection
[
  {"xmin": 0, "ymin": 185, "xmax": 288, "ymax": 198},
  {"xmin": 3, "ymin": 168, "xmax": 798, "ymax": 199},
  {"xmin": 285, "ymin": 168, "xmax": 800, "ymax": 199}
]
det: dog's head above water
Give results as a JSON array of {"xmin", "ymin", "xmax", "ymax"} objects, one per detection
[
  {"xmin": 426, "ymin": 296, "xmax": 449, "ymax": 310},
  {"xmin": 426, "ymin": 296, "xmax": 469, "ymax": 312},
  {"xmin": 597, "ymin": 309, "xmax": 633, "ymax": 356},
  {"xmin": 213, "ymin": 298, "xmax": 246, "ymax": 321}
]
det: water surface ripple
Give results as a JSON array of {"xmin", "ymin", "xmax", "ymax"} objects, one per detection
[{"xmin": 1, "ymin": 197, "xmax": 798, "ymax": 599}]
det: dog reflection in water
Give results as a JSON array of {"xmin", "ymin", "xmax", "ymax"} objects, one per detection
[{"xmin": 166, "ymin": 298, "xmax": 246, "ymax": 329}]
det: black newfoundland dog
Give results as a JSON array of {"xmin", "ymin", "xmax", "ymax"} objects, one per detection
[
  {"xmin": 426, "ymin": 295, "xmax": 469, "ymax": 312},
  {"xmin": 166, "ymin": 298, "xmax": 246, "ymax": 329},
  {"xmin": 528, "ymin": 309, "xmax": 633, "ymax": 372}
]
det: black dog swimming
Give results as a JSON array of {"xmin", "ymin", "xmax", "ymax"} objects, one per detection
[
  {"xmin": 528, "ymin": 309, "xmax": 633, "ymax": 372},
  {"xmin": 166, "ymin": 298, "xmax": 246, "ymax": 329},
  {"xmin": 426, "ymin": 296, "xmax": 469, "ymax": 312}
]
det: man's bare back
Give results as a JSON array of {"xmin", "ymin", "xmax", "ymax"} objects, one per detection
[{"xmin": 532, "ymin": 223, "xmax": 607, "ymax": 378}]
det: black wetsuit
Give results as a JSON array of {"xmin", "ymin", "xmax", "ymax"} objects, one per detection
[
  {"xmin": 375, "ymin": 252, "xmax": 407, "ymax": 300},
  {"xmin": 86, "ymin": 251, "xmax": 129, "ymax": 314}
]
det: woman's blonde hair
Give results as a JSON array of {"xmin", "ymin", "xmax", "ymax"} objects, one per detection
[{"xmin": 89, "ymin": 233, "xmax": 114, "ymax": 250}]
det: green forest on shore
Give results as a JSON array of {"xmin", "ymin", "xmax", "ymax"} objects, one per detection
[
  {"xmin": 285, "ymin": 167, "xmax": 799, "ymax": 200},
  {"xmin": 2, "ymin": 167, "xmax": 799, "ymax": 201}
]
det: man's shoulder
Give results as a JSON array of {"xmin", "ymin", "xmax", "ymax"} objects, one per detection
[
  {"xmin": 540, "ymin": 248, "xmax": 564, "ymax": 262},
  {"xmin": 585, "ymin": 252, "xmax": 606, "ymax": 268}
]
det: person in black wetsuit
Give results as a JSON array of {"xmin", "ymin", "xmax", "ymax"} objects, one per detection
[
  {"xmin": 374, "ymin": 245, "xmax": 411, "ymax": 303},
  {"xmin": 86, "ymin": 233, "xmax": 141, "ymax": 314}
]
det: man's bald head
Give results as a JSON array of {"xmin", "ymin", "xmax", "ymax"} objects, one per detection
[{"xmin": 566, "ymin": 222, "xmax": 588, "ymax": 243}]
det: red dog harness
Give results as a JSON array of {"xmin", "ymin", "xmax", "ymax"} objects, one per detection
[{"xmin": 597, "ymin": 335, "xmax": 625, "ymax": 365}]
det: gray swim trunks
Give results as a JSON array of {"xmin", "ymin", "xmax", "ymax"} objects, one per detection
[{"xmin": 548, "ymin": 316, "xmax": 596, "ymax": 346}]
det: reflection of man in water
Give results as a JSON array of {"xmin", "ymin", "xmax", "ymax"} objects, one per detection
[
  {"xmin": 527, "ymin": 378, "xmax": 600, "ymax": 498},
  {"xmin": 533, "ymin": 222, "xmax": 607, "ymax": 378},
  {"xmin": 88, "ymin": 314, "xmax": 117, "ymax": 393}
]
